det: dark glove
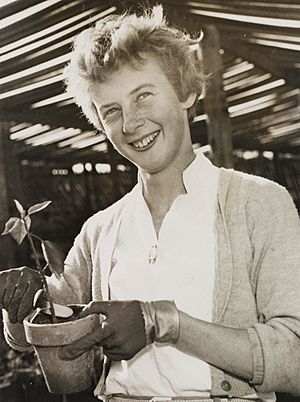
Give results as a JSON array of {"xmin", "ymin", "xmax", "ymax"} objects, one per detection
[
  {"xmin": 59, "ymin": 300, "xmax": 180, "ymax": 362},
  {"xmin": 0, "ymin": 267, "xmax": 43, "ymax": 323},
  {"xmin": 59, "ymin": 300, "xmax": 146, "ymax": 361}
]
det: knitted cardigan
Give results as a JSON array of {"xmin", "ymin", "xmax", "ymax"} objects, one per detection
[{"xmin": 4, "ymin": 168, "xmax": 300, "ymax": 396}]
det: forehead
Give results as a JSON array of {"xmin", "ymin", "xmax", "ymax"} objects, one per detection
[{"xmin": 91, "ymin": 55, "xmax": 172, "ymax": 103}]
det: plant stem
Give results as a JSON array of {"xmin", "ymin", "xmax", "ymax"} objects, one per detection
[
  {"xmin": 30, "ymin": 233, "xmax": 44, "ymax": 243},
  {"xmin": 24, "ymin": 222, "xmax": 57, "ymax": 323}
]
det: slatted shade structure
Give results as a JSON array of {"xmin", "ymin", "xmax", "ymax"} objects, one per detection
[
  {"xmin": 1, "ymin": 0, "xmax": 299, "ymax": 166},
  {"xmin": 0, "ymin": 1, "xmax": 116, "ymax": 165}
]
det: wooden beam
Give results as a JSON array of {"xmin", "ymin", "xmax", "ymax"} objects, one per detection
[
  {"xmin": 231, "ymin": 97, "xmax": 299, "ymax": 130},
  {"xmin": 221, "ymin": 34, "xmax": 299, "ymax": 64},
  {"xmin": 179, "ymin": 0, "xmax": 300, "ymax": 21},
  {"xmin": 1, "ymin": 106, "xmax": 92, "ymax": 132},
  {"xmin": 233, "ymin": 129, "xmax": 300, "ymax": 150},
  {"xmin": 0, "ymin": 83, "xmax": 63, "ymax": 108},
  {"xmin": 202, "ymin": 25, "xmax": 233, "ymax": 167},
  {"xmin": 232, "ymin": 106, "xmax": 300, "ymax": 133},
  {"xmin": 222, "ymin": 39, "xmax": 300, "ymax": 88},
  {"xmin": 166, "ymin": 4, "xmax": 300, "ymax": 40},
  {"xmin": 0, "ymin": 0, "xmax": 37, "ymax": 19},
  {"xmin": 226, "ymin": 84, "xmax": 289, "ymax": 108},
  {"xmin": 0, "ymin": 0, "xmax": 111, "ymax": 47},
  {"xmin": 1, "ymin": 0, "xmax": 97, "ymax": 45}
]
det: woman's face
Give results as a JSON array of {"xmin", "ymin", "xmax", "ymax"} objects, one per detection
[{"xmin": 91, "ymin": 55, "xmax": 195, "ymax": 175}]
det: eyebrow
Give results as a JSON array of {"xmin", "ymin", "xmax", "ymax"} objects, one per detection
[
  {"xmin": 129, "ymin": 83, "xmax": 155, "ymax": 96},
  {"xmin": 100, "ymin": 83, "xmax": 156, "ymax": 113}
]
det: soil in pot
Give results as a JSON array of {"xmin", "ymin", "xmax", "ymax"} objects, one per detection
[{"xmin": 32, "ymin": 305, "xmax": 83, "ymax": 324}]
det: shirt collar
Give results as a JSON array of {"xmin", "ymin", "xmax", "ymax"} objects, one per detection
[
  {"xmin": 132, "ymin": 151, "xmax": 218, "ymax": 201},
  {"xmin": 182, "ymin": 151, "xmax": 218, "ymax": 196}
]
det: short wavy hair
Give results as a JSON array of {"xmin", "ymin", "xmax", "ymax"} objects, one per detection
[{"xmin": 65, "ymin": 6, "xmax": 205, "ymax": 130}]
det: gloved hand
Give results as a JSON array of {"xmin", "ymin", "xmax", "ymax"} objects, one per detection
[
  {"xmin": 0, "ymin": 267, "xmax": 43, "ymax": 323},
  {"xmin": 59, "ymin": 300, "xmax": 146, "ymax": 361},
  {"xmin": 59, "ymin": 299, "xmax": 180, "ymax": 362}
]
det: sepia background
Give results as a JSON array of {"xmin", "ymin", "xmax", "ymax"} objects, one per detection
[{"xmin": 0, "ymin": 1, "xmax": 299, "ymax": 401}]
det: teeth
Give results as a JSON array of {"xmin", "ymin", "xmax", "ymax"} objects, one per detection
[{"xmin": 132, "ymin": 131, "xmax": 159, "ymax": 149}]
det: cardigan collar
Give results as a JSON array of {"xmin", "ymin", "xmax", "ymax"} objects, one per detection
[{"xmin": 213, "ymin": 168, "xmax": 235, "ymax": 323}]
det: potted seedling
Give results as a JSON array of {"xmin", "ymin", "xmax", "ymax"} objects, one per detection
[{"xmin": 1, "ymin": 200, "xmax": 99, "ymax": 394}]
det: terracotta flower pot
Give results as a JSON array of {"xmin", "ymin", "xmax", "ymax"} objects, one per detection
[{"xmin": 23, "ymin": 307, "xmax": 99, "ymax": 394}]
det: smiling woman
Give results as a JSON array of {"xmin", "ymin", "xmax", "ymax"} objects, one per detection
[
  {"xmin": 64, "ymin": 6, "xmax": 205, "ymax": 130},
  {"xmin": 90, "ymin": 58, "xmax": 196, "ymax": 176},
  {"xmin": 2, "ymin": 4, "xmax": 300, "ymax": 402}
]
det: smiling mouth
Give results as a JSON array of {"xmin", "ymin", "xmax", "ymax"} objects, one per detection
[{"xmin": 130, "ymin": 130, "xmax": 160, "ymax": 149}]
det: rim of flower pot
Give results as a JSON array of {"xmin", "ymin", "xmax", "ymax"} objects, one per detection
[
  {"xmin": 23, "ymin": 306, "xmax": 100, "ymax": 346},
  {"xmin": 25, "ymin": 304, "xmax": 86, "ymax": 325}
]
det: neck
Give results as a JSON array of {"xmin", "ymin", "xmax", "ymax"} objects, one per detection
[{"xmin": 139, "ymin": 149, "xmax": 196, "ymax": 214}]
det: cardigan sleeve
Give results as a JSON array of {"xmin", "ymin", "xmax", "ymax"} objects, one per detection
[
  {"xmin": 246, "ymin": 181, "xmax": 300, "ymax": 394},
  {"xmin": 3, "ymin": 219, "xmax": 94, "ymax": 351},
  {"xmin": 47, "ymin": 219, "xmax": 93, "ymax": 305}
]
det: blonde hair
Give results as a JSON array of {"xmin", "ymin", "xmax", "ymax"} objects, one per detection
[{"xmin": 65, "ymin": 6, "xmax": 205, "ymax": 130}]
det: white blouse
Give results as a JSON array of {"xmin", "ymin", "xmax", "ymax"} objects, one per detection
[{"xmin": 105, "ymin": 152, "xmax": 219, "ymax": 396}]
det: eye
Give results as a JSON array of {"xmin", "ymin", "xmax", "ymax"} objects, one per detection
[
  {"xmin": 137, "ymin": 92, "xmax": 151, "ymax": 101},
  {"xmin": 104, "ymin": 107, "xmax": 120, "ymax": 118}
]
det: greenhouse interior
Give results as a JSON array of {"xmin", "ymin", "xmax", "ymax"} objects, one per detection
[{"xmin": 0, "ymin": 0, "xmax": 299, "ymax": 401}]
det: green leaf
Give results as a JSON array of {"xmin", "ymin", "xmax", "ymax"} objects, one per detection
[
  {"xmin": 14, "ymin": 199, "xmax": 25, "ymax": 218},
  {"xmin": 41, "ymin": 240, "xmax": 64, "ymax": 279},
  {"xmin": 1, "ymin": 217, "xmax": 19, "ymax": 235},
  {"xmin": 1, "ymin": 217, "xmax": 27, "ymax": 245},
  {"xmin": 28, "ymin": 201, "xmax": 52, "ymax": 215}
]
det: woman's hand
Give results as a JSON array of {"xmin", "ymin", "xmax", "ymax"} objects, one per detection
[
  {"xmin": 0, "ymin": 267, "xmax": 43, "ymax": 323},
  {"xmin": 59, "ymin": 300, "xmax": 147, "ymax": 361}
]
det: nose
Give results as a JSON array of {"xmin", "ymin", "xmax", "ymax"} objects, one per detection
[{"xmin": 122, "ymin": 108, "xmax": 145, "ymax": 135}]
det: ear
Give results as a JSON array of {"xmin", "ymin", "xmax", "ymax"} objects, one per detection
[{"xmin": 182, "ymin": 93, "xmax": 197, "ymax": 110}]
